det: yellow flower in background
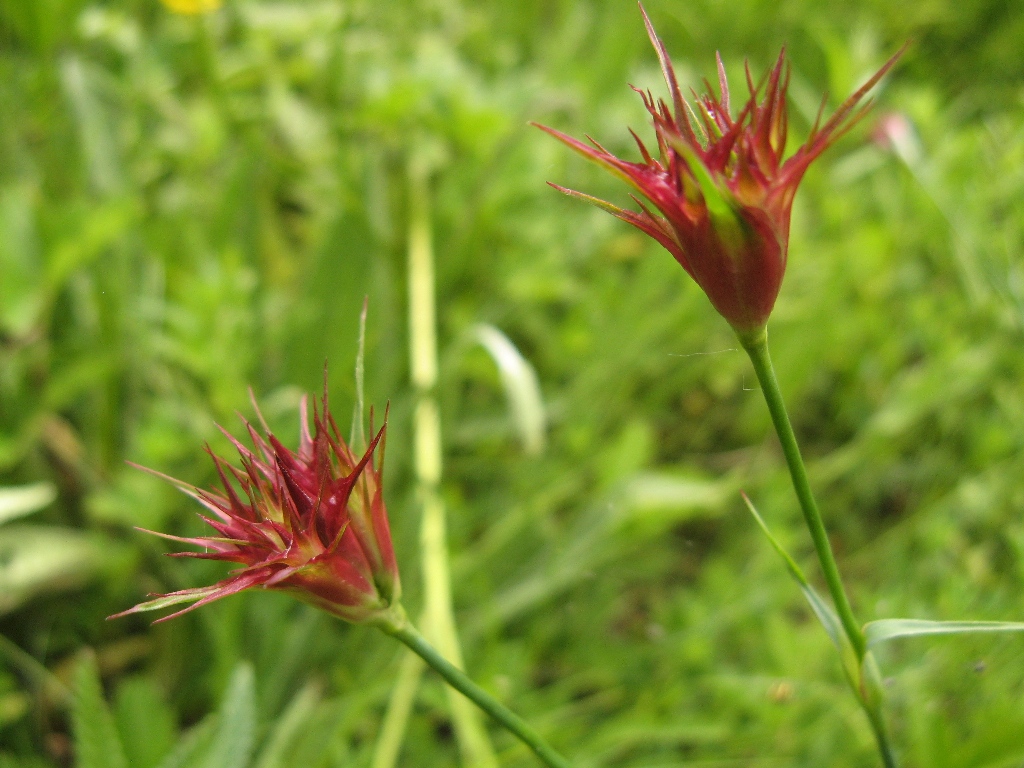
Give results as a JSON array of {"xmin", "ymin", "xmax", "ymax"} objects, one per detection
[{"xmin": 160, "ymin": 0, "xmax": 222, "ymax": 14}]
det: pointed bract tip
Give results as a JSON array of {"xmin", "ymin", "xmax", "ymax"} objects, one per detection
[
  {"xmin": 248, "ymin": 387, "xmax": 271, "ymax": 433},
  {"xmin": 715, "ymin": 51, "xmax": 730, "ymax": 114}
]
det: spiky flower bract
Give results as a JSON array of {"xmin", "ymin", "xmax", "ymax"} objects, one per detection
[
  {"xmin": 535, "ymin": 6, "xmax": 904, "ymax": 332},
  {"xmin": 111, "ymin": 389, "xmax": 400, "ymax": 625}
]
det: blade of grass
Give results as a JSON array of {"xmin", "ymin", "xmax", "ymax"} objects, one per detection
[
  {"xmin": 471, "ymin": 324, "xmax": 547, "ymax": 456},
  {"xmin": 253, "ymin": 681, "xmax": 323, "ymax": 768},
  {"xmin": 865, "ymin": 619, "xmax": 1024, "ymax": 648},
  {"xmin": 741, "ymin": 493, "xmax": 846, "ymax": 654},
  {"xmin": 200, "ymin": 663, "xmax": 255, "ymax": 768},
  {"xmin": 72, "ymin": 650, "xmax": 128, "ymax": 768},
  {"xmin": 0, "ymin": 483, "xmax": 56, "ymax": 525},
  {"xmin": 350, "ymin": 297, "xmax": 368, "ymax": 452}
]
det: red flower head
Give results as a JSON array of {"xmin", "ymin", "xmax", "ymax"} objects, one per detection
[
  {"xmin": 111, "ymin": 390, "xmax": 400, "ymax": 625},
  {"xmin": 535, "ymin": 6, "xmax": 904, "ymax": 332}
]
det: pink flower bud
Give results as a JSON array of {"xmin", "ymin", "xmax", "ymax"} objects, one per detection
[
  {"xmin": 536, "ymin": 6, "xmax": 905, "ymax": 332},
  {"xmin": 110, "ymin": 389, "xmax": 401, "ymax": 625}
]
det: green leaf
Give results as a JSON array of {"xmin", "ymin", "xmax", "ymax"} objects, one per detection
[
  {"xmin": 59, "ymin": 55, "xmax": 123, "ymax": 195},
  {"xmin": 72, "ymin": 651, "xmax": 128, "ymax": 768},
  {"xmin": 472, "ymin": 324, "xmax": 547, "ymax": 455},
  {"xmin": 613, "ymin": 472, "xmax": 729, "ymax": 538},
  {"xmin": 155, "ymin": 718, "xmax": 216, "ymax": 768},
  {"xmin": 115, "ymin": 676, "xmax": 178, "ymax": 768},
  {"xmin": 45, "ymin": 199, "xmax": 136, "ymax": 293},
  {"xmin": 0, "ymin": 526, "xmax": 102, "ymax": 614},
  {"xmin": 349, "ymin": 297, "xmax": 368, "ymax": 451},
  {"xmin": 155, "ymin": 665, "xmax": 256, "ymax": 768},
  {"xmin": 0, "ymin": 483, "xmax": 56, "ymax": 525},
  {"xmin": 741, "ymin": 494, "xmax": 845, "ymax": 653},
  {"xmin": 0, "ymin": 184, "xmax": 43, "ymax": 337},
  {"xmin": 201, "ymin": 663, "xmax": 256, "ymax": 768},
  {"xmin": 253, "ymin": 682, "xmax": 322, "ymax": 768},
  {"xmin": 619, "ymin": 473, "xmax": 728, "ymax": 515},
  {"xmin": 864, "ymin": 619, "xmax": 1024, "ymax": 648},
  {"xmin": 0, "ymin": 633, "xmax": 70, "ymax": 706}
]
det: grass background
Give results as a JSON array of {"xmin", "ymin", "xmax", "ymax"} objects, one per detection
[{"xmin": 3, "ymin": 0, "xmax": 1024, "ymax": 766}]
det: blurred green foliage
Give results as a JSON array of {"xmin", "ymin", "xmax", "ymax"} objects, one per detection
[{"xmin": 2, "ymin": 0, "xmax": 1024, "ymax": 766}]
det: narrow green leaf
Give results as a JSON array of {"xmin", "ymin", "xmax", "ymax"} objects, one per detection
[
  {"xmin": 72, "ymin": 651, "xmax": 128, "ymax": 768},
  {"xmin": 350, "ymin": 297, "xmax": 368, "ymax": 452},
  {"xmin": 114, "ymin": 676, "xmax": 178, "ymax": 768},
  {"xmin": 201, "ymin": 663, "xmax": 256, "ymax": 768},
  {"xmin": 741, "ymin": 495, "xmax": 845, "ymax": 653},
  {"xmin": 45, "ymin": 199, "xmax": 136, "ymax": 292},
  {"xmin": 0, "ymin": 634, "xmax": 70, "ymax": 706},
  {"xmin": 253, "ymin": 682, "xmax": 322, "ymax": 768},
  {"xmin": 472, "ymin": 324, "xmax": 547, "ymax": 455},
  {"xmin": 0, "ymin": 526, "xmax": 102, "ymax": 615},
  {"xmin": 0, "ymin": 483, "xmax": 56, "ymax": 525},
  {"xmin": 59, "ymin": 55, "xmax": 123, "ymax": 195},
  {"xmin": 0, "ymin": 184, "xmax": 43, "ymax": 337},
  {"xmin": 155, "ymin": 718, "xmax": 216, "ymax": 768},
  {"xmin": 620, "ymin": 473, "xmax": 728, "ymax": 514},
  {"xmin": 864, "ymin": 619, "xmax": 1024, "ymax": 648}
]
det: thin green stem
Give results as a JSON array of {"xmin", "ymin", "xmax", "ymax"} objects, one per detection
[
  {"xmin": 379, "ymin": 616, "xmax": 572, "ymax": 768},
  {"xmin": 737, "ymin": 327, "xmax": 866, "ymax": 659},
  {"xmin": 739, "ymin": 327, "xmax": 901, "ymax": 765},
  {"xmin": 867, "ymin": 710, "xmax": 898, "ymax": 768}
]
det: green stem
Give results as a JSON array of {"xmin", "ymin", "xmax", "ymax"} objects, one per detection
[
  {"xmin": 379, "ymin": 615, "xmax": 572, "ymax": 768},
  {"xmin": 867, "ymin": 709, "xmax": 898, "ymax": 768},
  {"xmin": 737, "ymin": 327, "xmax": 866, "ymax": 660},
  {"xmin": 739, "ymin": 328, "xmax": 901, "ymax": 765}
]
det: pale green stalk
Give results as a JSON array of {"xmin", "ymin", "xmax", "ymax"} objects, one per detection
[
  {"xmin": 737, "ymin": 326, "xmax": 896, "ymax": 767},
  {"xmin": 372, "ymin": 161, "xmax": 498, "ymax": 768}
]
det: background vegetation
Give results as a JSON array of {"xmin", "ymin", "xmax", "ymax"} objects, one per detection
[{"xmin": 2, "ymin": 0, "xmax": 1024, "ymax": 765}]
